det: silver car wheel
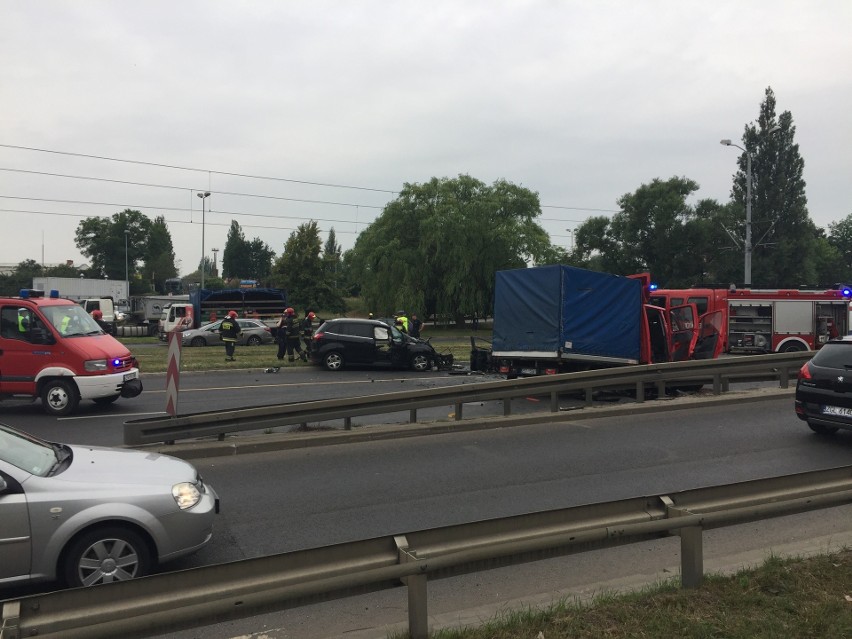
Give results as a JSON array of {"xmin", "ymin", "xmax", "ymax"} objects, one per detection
[
  {"xmin": 411, "ymin": 354, "xmax": 431, "ymax": 372},
  {"xmin": 65, "ymin": 527, "xmax": 151, "ymax": 587},
  {"xmin": 324, "ymin": 352, "xmax": 344, "ymax": 371}
]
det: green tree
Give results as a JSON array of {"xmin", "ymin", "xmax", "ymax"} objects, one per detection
[
  {"xmin": 74, "ymin": 209, "xmax": 151, "ymax": 281},
  {"xmin": 221, "ymin": 221, "xmax": 250, "ymax": 280},
  {"xmin": 571, "ymin": 177, "xmax": 719, "ymax": 286},
  {"xmin": 0, "ymin": 259, "xmax": 44, "ymax": 295},
  {"xmin": 349, "ymin": 175, "xmax": 551, "ymax": 324},
  {"xmin": 245, "ymin": 238, "xmax": 275, "ymax": 282},
  {"xmin": 141, "ymin": 216, "xmax": 178, "ymax": 294},
  {"xmin": 322, "ymin": 227, "xmax": 343, "ymax": 293},
  {"xmin": 270, "ymin": 221, "xmax": 346, "ymax": 312},
  {"xmin": 825, "ymin": 213, "xmax": 852, "ymax": 284},
  {"xmin": 728, "ymin": 87, "xmax": 817, "ymax": 287},
  {"xmin": 45, "ymin": 262, "xmax": 83, "ymax": 278}
]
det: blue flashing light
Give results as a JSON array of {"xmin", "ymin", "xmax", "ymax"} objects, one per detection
[
  {"xmin": 649, "ymin": 283, "xmax": 659, "ymax": 291},
  {"xmin": 842, "ymin": 288, "xmax": 852, "ymax": 297},
  {"xmin": 112, "ymin": 358, "xmax": 122, "ymax": 367},
  {"xmin": 19, "ymin": 289, "xmax": 30, "ymax": 298},
  {"xmin": 49, "ymin": 289, "xmax": 60, "ymax": 298}
]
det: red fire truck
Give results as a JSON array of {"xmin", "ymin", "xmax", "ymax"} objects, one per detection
[{"xmin": 648, "ymin": 285, "xmax": 851, "ymax": 353}]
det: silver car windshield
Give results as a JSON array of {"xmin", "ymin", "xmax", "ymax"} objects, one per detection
[{"xmin": 0, "ymin": 424, "xmax": 58, "ymax": 476}]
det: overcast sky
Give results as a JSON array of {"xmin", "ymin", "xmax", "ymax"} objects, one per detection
[{"xmin": 2, "ymin": 1, "xmax": 851, "ymax": 277}]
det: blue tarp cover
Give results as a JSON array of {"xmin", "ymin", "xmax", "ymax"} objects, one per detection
[{"xmin": 492, "ymin": 265, "xmax": 642, "ymax": 360}]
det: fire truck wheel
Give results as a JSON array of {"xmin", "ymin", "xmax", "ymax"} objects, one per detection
[
  {"xmin": 41, "ymin": 379, "xmax": 80, "ymax": 416},
  {"xmin": 780, "ymin": 342, "xmax": 807, "ymax": 353}
]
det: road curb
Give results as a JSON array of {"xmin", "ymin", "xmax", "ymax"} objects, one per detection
[{"xmin": 146, "ymin": 386, "xmax": 795, "ymax": 460}]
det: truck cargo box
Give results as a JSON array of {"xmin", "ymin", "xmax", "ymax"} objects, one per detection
[{"xmin": 492, "ymin": 265, "xmax": 643, "ymax": 363}]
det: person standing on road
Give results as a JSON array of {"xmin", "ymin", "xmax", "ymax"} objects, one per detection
[
  {"xmin": 277, "ymin": 307, "xmax": 306, "ymax": 363},
  {"xmin": 301, "ymin": 310, "xmax": 317, "ymax": 357},
  {"xmin": 219, "ymin": 310, "xmax": 241, "ymax": 361},
  {"xmin": 409, "ymin": 313, "xmax": 423, "ymax": 339}
]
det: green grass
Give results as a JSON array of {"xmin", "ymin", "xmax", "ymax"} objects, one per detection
[{"xmin": 389, "ymin": 550, "xmax": 852, "ymax": 639}]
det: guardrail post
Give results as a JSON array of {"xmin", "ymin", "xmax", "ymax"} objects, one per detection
[
  {"xmin": 662, "ymin": 495, "xmax": 704, "ymax": 589},
  {"xmin": 1, "ymin": 601, "xmax": 20, "ymax": 639},
  {"xmin": 713, "ymin": 374, "xmax": 722, "ymax": 395},
  {"xmin": 344, "ymin": 416, "xmax": 352, "ymax": 430},
  {"xmin": 410, "ymin": 408, "xmax": 417, "ymax": 423},
  {"xmin": 635, "ymin": 381, "xmax": 644, "ymax": 403},
  {"xmin": 584, "ymin": 387, "xmax": 593, "ymax": 404},
  {"xmin": 550, "ymin": 391, "xmax": 559, "ymax": 412},
  {"xmin": 503, "ymin": 397, "xmax": 511, "ymax": 416},
  {"xmin": 779, "ymin": 367, "xmax": 790, "ymax": 389},
  {"xmin": 680, "ymin": 525, "xmax": 704, "ymax": 589},
  {"xmin": 396, "ymin": 535, "xmax": 429, "ymax": 639},
  {"xmin": 455, "ymin": 402, "xmax": 463, "ymax": 421}
]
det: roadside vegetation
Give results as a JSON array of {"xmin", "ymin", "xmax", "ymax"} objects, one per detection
[{"xmin": 392, "ymin": 550, "xmax": 852, "ymax": 639}]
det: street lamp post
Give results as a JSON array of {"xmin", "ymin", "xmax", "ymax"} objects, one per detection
[
  {"xmin": 124, "ymin": 229, "xmax": 130, "ymax": 304},
  {"xmin": 212, "ymin": 248, "xmax": 219, "ymax": 278},
  {"xmin": 721, "ymin": 126, "xmax": 780, "ymax": 288},
  {"xmin": 197, "ymin": 192, "xmax": 211, "ymax": 290},
  {"xmin": 720, "ymin": 139, "xmax": 753, "ymax": 286}
]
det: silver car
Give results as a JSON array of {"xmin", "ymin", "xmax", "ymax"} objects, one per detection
[
  {"xmin": 181, "ymin": 318, "xmax": 274, "ymax": 347},
  {"xmin": 0, "ymin": 423, "xmax": 219, "ymax": 588}
]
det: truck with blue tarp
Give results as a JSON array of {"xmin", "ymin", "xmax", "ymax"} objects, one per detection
[{"xmin": 482, "ymin": 265, "xmax": 723, "ymax": 377}]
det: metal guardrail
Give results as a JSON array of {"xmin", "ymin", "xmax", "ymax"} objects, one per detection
[
  {"xmin": 2, "ymin": 465, "xmax": 850, "ymax": 639},
  {"xmin": 124, "ymin": 352, "xmax": 810, "ymax": 445}
]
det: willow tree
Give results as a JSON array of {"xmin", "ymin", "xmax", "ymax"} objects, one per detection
[{"xmin": 350, "ymin": 175, "xmax": 552, "ymax": 324}]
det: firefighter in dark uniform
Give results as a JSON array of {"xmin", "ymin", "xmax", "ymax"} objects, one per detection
[
  {"xmin": 219, "ymin": 310, "xmax": 241, "ymax": 361},
  {"xmin": 277, "ymin": 307, "xmax": 306, "ymax": 362},
  {"xmin": 301, "ymin": 310, "xmax": 316, "ymax": 357}
]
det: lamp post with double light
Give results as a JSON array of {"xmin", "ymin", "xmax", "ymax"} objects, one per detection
[{"xmin": 197, "ymin": 192, "xmax": 211, "ymax": 290}]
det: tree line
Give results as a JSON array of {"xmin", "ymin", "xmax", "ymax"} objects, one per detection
[{"xmin": 3, "ymin": 87, "xmax": 851, "ymax": 321}]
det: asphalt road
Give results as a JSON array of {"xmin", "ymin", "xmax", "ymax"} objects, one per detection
[
  {"xmin": 3, "ymin": 370, "xmax": 850, "ymax": 638},
  {"xmin": 151, "ymin": 395, "xmax": 852, "ymax": 639},
  {"xmin": 0, "ymin": 366, "xmax": 506, "ymax": 446}
]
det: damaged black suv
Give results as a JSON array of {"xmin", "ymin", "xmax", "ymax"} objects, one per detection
[{"xmin": 309, "ymin": 318, "xmax": 453, "ymax": 372}]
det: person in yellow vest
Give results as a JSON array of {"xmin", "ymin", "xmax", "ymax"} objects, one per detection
[
  {"xmin": 394, "ymin": 310, "xmax": 409, "ymax": 333},
  {"xmin": 17, "ymin": 308, "xmax": 30, "ymax": 334}
]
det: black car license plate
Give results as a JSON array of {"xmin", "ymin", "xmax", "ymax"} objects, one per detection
[{"xmin": 821, "ymin": 405, "xmax": 852, "ymax": 419}]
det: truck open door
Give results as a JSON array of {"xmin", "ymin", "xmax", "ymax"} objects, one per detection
[
  {"xmin": 691, "ymin": 310, "xmax": 725, "ymax": 360},
  {"xmin": 669, "ymin": 304, "xmax": 699, "ymax": 361}
]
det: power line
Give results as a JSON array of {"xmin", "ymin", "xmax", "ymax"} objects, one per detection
[
  {"xmin": 0, "ymin": 144, "xmax": 620, "ymax": 215},
  {"xmin": 0, "ymin": 208, "xmax": 362, "ymax": 234},
  {"xmin": 0, "ymin": 143, "xmax": 398, "ymax": 195},
  {"xmin": 0, "ymin": 168, "xmax": 385, "ymax": 210},
  {"xmin": 0, "ymin": 195, "xmax": 376, "ymax": 227}
]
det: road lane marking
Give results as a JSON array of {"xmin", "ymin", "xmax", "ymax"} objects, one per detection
[{"xmin": 140, "ymin": 376, "xmax": 461, "ymax": 394}]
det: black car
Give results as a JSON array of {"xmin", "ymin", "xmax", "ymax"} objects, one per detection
[
  {"xmin": 310, "ymin": 318, "xmax": 451, "ymax": 372},
  {"xmin": 795, "ymin": 338, "xmax": 852, "ymax": 434}
]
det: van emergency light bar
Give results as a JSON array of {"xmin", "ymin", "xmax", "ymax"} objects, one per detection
[{"xmin": 18, "ymin": 289, "xmax": 60, "ymax": 299}]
